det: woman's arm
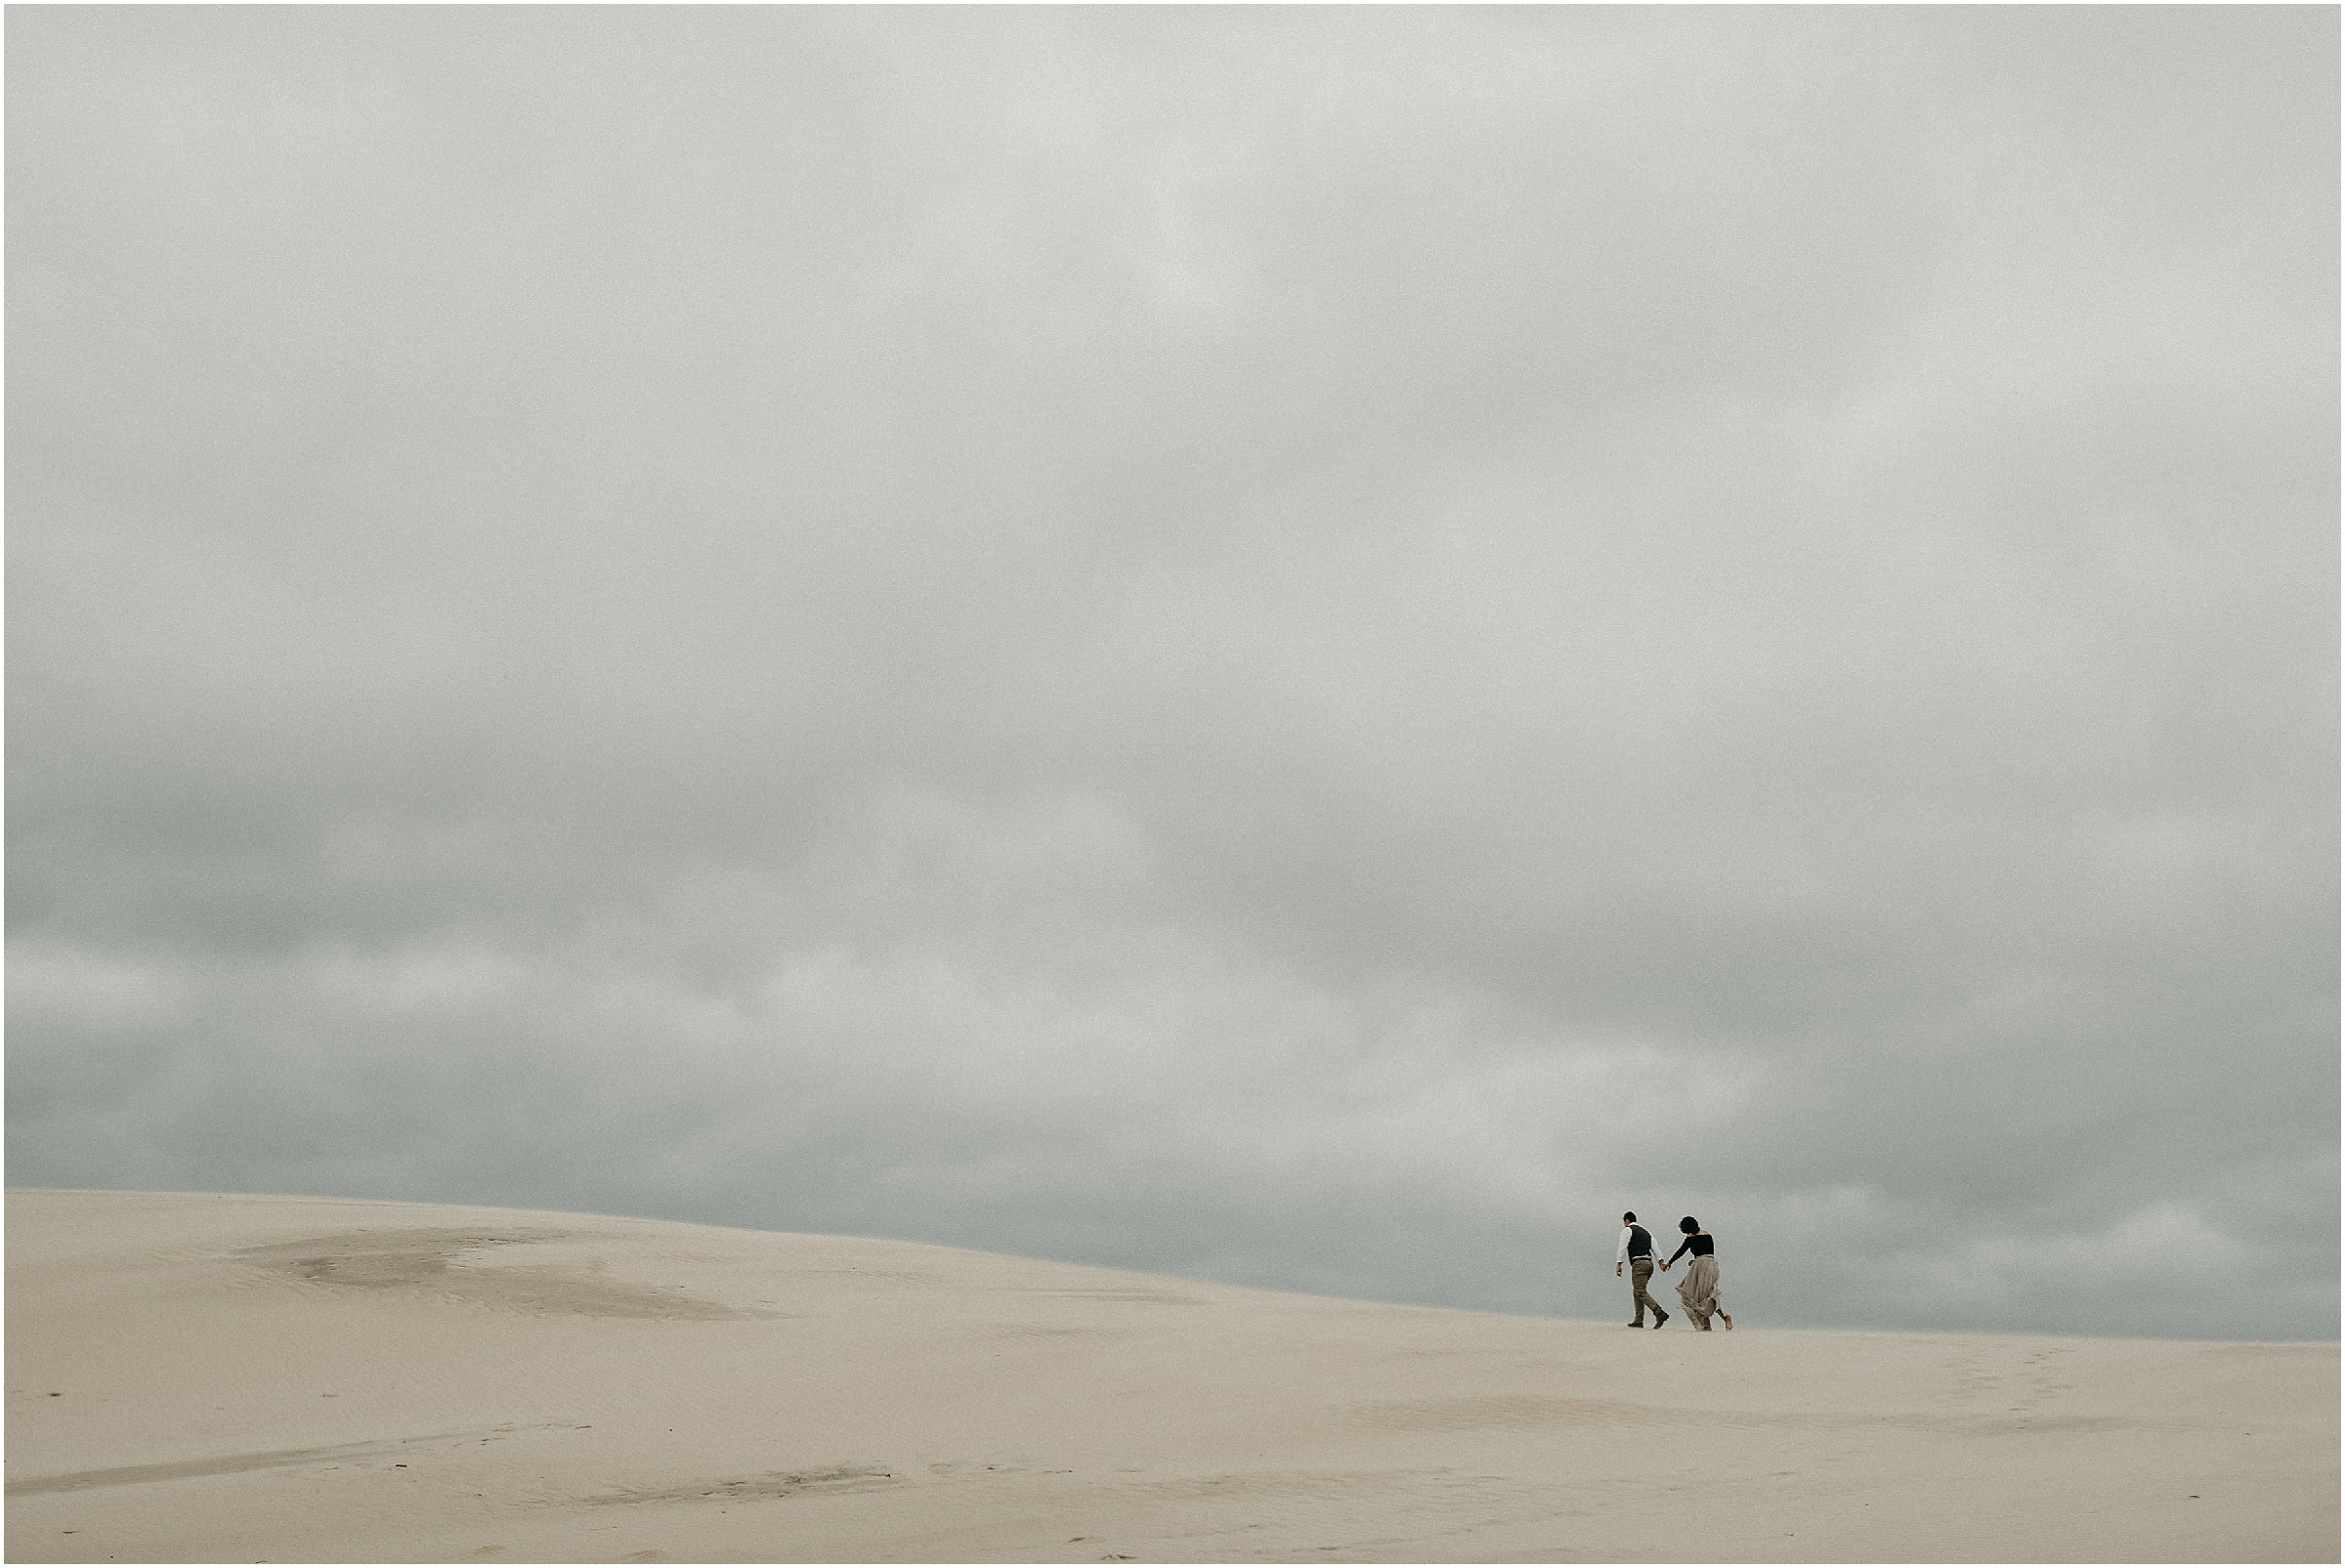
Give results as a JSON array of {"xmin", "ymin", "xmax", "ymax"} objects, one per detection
[{"xmin": 1665, "ymin": 1237, "xmax": 1692, "ymax": 1265}]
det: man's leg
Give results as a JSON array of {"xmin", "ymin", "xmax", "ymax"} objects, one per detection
[{"xmin": 1629, "ymin": 1258, "xmax": 1658, "ymax": 1325}]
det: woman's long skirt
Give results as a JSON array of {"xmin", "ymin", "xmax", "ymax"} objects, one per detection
[{"xmin": 1676, "ymin": 1254, "xmax": 1722, "ymax": 1330}]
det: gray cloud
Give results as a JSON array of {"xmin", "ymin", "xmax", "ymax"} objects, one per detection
[{"xmin": 9, "ymin": 6, "xmax": 2335, "ymax": 1340}]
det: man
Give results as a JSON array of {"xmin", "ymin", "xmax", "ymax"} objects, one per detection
[{"xmin": 1615, "ymin": 1211, "xmax": 1669, "ymax": 1329}]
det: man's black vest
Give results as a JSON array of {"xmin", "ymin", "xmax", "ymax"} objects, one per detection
[{"xmin": 1626, "ymin": 1224, "xmax": 1653, "ymax": 1258}]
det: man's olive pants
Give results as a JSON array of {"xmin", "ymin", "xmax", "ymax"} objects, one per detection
[{"xmin": 1629, "ymin": 1257, "xmax": 1662, "ymax": 1325}]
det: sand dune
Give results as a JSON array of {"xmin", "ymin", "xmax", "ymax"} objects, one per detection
[{"xmin": 6, "ymin": 1190, "xmax": 2333, "ymax": 1563}]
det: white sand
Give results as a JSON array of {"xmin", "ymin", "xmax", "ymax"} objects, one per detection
[{"xmin": 7, "ymin": 1190, "xmax": 2333, "ymax": 1564}]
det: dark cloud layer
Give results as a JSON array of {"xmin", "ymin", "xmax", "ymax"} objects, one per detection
[{"xmin": 10, "ymin": 7, "xmax": 2335, "ymax": 1340}]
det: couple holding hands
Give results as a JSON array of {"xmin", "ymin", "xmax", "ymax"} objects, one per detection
[{"xmin": 1613, "ymin": 1211, "xmax": 1729, "ymax": 1331}]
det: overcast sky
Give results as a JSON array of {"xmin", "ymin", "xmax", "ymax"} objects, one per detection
[{"xmin": 9, "ymin": 6, "xmax": 2335, "ymax": 1341}]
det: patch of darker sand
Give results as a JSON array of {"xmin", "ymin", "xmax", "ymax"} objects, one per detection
[
  {"xmin": 234, "ymin": 1229, "xmax": 781, "ymax": 1321},
  {"xmin": 585, "ymin": 1465, "xmax": 904, "ymax": 1507},
  {"xmin": 8, "ymin": 1424, "xmax": 538, "ymax": 1495}
]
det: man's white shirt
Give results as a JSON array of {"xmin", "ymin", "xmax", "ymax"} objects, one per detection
[{"xmin": 1616, "ymin": 1225, "xmax": 1654, "ymax": 1266}]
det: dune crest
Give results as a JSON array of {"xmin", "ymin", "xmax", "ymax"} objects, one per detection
[{"xmin": 8, "ymin": 1190, "xmax": 2334, "ymax": 1563}]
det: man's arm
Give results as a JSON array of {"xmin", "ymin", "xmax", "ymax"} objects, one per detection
[{"xmin": 1615, "ymin": 1226, "xmax": 1630, "ymax": 1275}]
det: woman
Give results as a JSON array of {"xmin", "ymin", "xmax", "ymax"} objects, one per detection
[{"xmin": 1658, "ymin": 1215, "xmax": 1731, "ymax": 1331}]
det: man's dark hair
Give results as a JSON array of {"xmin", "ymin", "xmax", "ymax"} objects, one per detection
[{"xmin": 1623, "ymin": 1211, "xmax": 1636, "ymax": 1223}]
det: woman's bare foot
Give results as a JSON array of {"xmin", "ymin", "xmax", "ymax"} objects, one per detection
[{"xmin": 1720, "ymin": 1313, "xmax": 1733, "ymax": 1330}]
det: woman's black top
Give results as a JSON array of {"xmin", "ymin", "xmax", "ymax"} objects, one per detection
[{"xmin": 1666, "ymin": 1232, "xmax": 1715, "ymax": 1263}]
